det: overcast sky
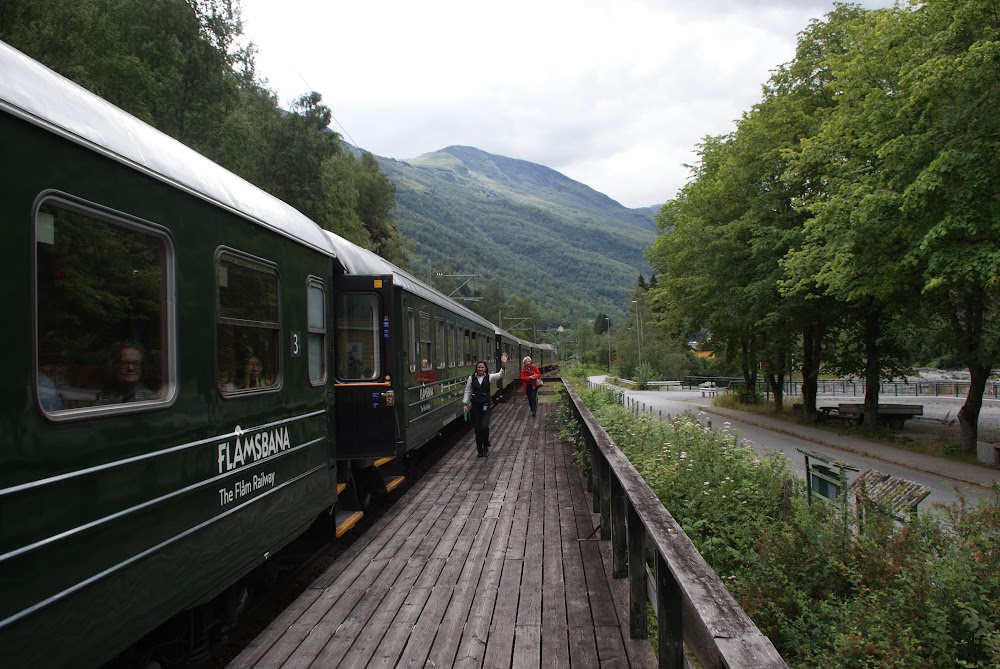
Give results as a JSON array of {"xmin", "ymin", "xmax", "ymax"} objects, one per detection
[{"xmin": 239, "ymin": 0, "xmax": 895, "ymax": 209}]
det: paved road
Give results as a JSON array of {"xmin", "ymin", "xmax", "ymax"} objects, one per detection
[{"xmin": 587, "ymin": 377, "xmax": 999, "ymax": 512}]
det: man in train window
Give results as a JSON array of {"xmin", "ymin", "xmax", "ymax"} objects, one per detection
[{"xmin": 97, "ymin": 340, "xmax": 156, "ymax": 403}]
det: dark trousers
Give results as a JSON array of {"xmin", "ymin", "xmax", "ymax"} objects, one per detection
[
  {"xmin": 526, "ymin": 386, "xmax": 538, "ymax": 415},
  {"xmin": 471, "ymin": 401, "xmax": 492, "ymax": 453}
]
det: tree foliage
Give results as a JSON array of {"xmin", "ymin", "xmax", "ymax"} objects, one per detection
[
  {"xmin": 648, "ymin": 0, "xmax": 1000, "ymax": 451},
  {"xmin": 0, "ymin": 0, "xmax": 404, "ymax": 262}
]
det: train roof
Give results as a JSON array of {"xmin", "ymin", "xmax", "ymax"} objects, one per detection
[
  {"xmin": 323, "ymin": 231, "xmax": 496, "ymax": 331},
  {"xmin": 494, "ymin": 325, "xmax": 530, "ymax": 347},
  {"xmin": 0, "ymin": 41, "xmax": 334, "ymax": 256}
]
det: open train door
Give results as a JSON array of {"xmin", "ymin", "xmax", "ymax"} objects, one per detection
[{"xmin": 333, "ymin": 275, "xmax": 398, "ymax": 458}]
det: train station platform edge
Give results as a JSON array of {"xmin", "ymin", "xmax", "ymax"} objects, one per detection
[{"xmin": 227, "ymin": 391, "xmax": 658, "ymax": 669}]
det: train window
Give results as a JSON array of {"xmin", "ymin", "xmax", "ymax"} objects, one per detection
[
  {"xmin": 35, "ymin": 200, "xmax": 172, "ymax": 415},
  {"xmin": 464, "ymin": 330, "xmax": 472, "ymax": 365},
  {"xmin": 335, "ymin": 293, "xmax": 380, "ymax": 380},
  {"xmin": 419, "ymin": 313, "xmax": 432, "ymax": 371},
  {"xmin": 307, "ymin": 279, "xmax": 326, "ymax": 384},
  {"xmin": 407, "ymin": 309, "xmax": 416, "ymax": 373},
  {"xmin": 216, "ymin": 251, "xmax": 279, "ymax": 393},
  {"xmin": 436, "ymin": 318, "xmax": 445, "ymax": 369}
]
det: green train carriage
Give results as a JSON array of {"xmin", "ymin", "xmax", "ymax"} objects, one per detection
[
  {"xmin": 0, "ymin": 39, "xmax": 556, "ymax": 668},
  {"xmin": 0, "ymin": 41, "xmax": 342, "ymax": 667},
  {"xmin": 323, "ymin": 231, "xmax": 504, "ymax": 467}
]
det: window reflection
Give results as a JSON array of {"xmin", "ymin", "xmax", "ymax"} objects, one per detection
[
  {"xmin": 216, "ymin": 252, "xmax": 279, "ymax": 393},
  {"xmin": 336, "ymin": 294, "xmax": 380, "ymax": 380},
  {"xmin": 35, "ymin": 200, "xmax": 168, "ymax": 413}
]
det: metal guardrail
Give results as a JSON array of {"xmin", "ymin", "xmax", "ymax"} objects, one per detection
[
  {"xmin": 683, "ymin": 376, "xmax": 1000, "ymax": 398},
  {"xmin": 564, "ymin": 380, "xmax": 787, "ymax": 669},
  {"xmin": 775, "ymin": 379, "xmax": 1000, "ymax": 398},
  {"xmin": 681, "ymin": 376, "xmax": 1000, "ymax": 399}
]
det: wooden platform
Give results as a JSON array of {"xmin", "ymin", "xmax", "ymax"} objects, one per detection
[{"xmin": 228, "ymin": 393, "xmax": 656, "ymax": 669}]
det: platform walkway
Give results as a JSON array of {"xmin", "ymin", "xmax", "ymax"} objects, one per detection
[{"xmin": 227, "ymin": 390, "xmax": 657, "ymax": 669}]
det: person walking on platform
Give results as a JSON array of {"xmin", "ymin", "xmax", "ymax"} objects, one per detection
[
  {"xmin": 520, "ymin": 356, "xmax": 542, "ymax": 417},
  {"xmin": 463, "ymin": 352, "xmax": 508, "ymax": 457}
]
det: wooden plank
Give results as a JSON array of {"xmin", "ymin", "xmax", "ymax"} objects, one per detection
[
  {"xmin": 357, "ymin": 621, "xmax": 415, "ymax": 669},
  {"xmin": 249, "ymin": 555, "xmax": 393, "ymax": 668},
  {"xmin": 543, "ymin": 625, "xmax": 571, "ymax": 669},
  {"xmin": 427, "ymin": 412, "xmax": 513, "ymax": 667},
  {"xmin": 282, "ymin": 582, "xmax": 390, "ymax": 669},
  {"xmin": 511, "ymin": 624, "xmax": 541, "ymax": 669},
  {"xmin": 484, "ymin": 558, "xmax": 522, "ymax": 665},
  {"xmin": 569, "ymin": 624, "xmax": 601, "ymax": 669},
  {"xmin": 453, "ymin": 505, "xmax": 517, "ymax": 669},
  {"xmin": 310, "ymin": 558, "xmax": 427, "ymax": 668},
  {"xmin": 393, "ymin": 424, "xmax": 514, "ymax": 669},
  {"xmin": 581, "ymin": 540, "xmax": 620, "ymax": 627},
  {"xmin": 225, "ymin": 588, "xmax": 323, "ymax": 669},
  {"xmin": 594, "ymin": 625, "xmax": 630, "ymax": 669}
]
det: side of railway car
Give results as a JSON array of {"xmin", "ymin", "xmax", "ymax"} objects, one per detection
[
  {"xmin": 1, "ymin": 41, "xmax": 558, "ymax": 669},
  {"xmin": 495, "ymin": 327, "xmax": 533, "ymax": 392},
  {"xmin": 324, "ymin": 232, "xmax": 506, "ymax": 462},
  {"xmin": 538, "ymin": 343, "xmax": 559, "ymax": 371},
  {"xmin": 0, "ymin": 42, "xmax": 342, "ymax": 668}
]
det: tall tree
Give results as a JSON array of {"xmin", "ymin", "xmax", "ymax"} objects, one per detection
[
  {"xmin": 883, "ymin": 0, "xmax": 1000, "ymax": 451},
  {"xmin": 472, "ymin": 281, "xmax": 506, "ymax": 326},
  {"xmin": 782, "ymin": 4, "xmax": 923, "ymax": 428}
]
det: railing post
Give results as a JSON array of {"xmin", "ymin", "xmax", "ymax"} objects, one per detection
[
  {"xmin": 590, "ymin": 438, "xmax": 600, "ymax": 512},
  {"xmin": 600, "ymin": 458, "xmax": 612, "ymax": 540},
  {"xmin": 611, "ymin": 475, "xmax": 627, "ymax": 578},
  {"xmin": 627, "ymin": 501, "xmax": 646, "ymax": 638},
  {"xmin": 656, "ymin": 553, "xmax": 684, "ymax": 669}
]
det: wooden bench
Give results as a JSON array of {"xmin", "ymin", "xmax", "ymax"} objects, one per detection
[
  {"xmin": 699, "ymin": 383, "xmax": 723, "ymax": 397},
  {"xmin": 646, "ymin": 381, "xmax": 680, "ymax": 390},
  {"xmin": 814, "ymin": 405, "xmax": 856, "ymax": 423},
  {"xmin": 837, "ymin": 403, "xmax": 923, "ymax": 429}
]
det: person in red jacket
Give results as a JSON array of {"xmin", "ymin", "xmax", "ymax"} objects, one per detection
[{"xmin": 520, "ymin": 356, "xmax": 542, "ymax": 417}]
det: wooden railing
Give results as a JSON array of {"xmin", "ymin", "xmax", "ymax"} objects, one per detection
[{"xmin": 564, "ymin": 380, "xmax": 788, "ymax": 669}]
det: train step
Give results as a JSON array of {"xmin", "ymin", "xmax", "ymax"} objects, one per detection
[
  {"xmin": 335, "ymin": 510, "xmax": 364, "ymax": 538},
  {"xmin": 374, "ymin": 456, "xmax": 406, "ymax": 494},
  {"xmin": 383, "ymin": 475, "xmax": 405, "ymax": 493}
]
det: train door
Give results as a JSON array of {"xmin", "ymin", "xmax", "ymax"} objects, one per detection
[{"xmin": 333, "ymin": 275, "xmax": 397, "ymax": 458}]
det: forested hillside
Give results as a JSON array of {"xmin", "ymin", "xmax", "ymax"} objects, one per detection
[
  {"xmin": 0, "ymin": 0, "xmax": 405, "ymax": 264},
  {"xmin": 378, "ymin": 146, "xmax": 658, "ymax": 326},
  {"xmin": 0, "ymin": 0, "xmax": 660, "ymax": 329}
]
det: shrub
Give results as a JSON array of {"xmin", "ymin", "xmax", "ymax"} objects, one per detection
[
  {"xmin": 568, "ymin": 382, "xmax": 1000, "ymax": 668},
  {"xmin": 635, "ymin": 361, "xmax": 655, "ymax": 389}
]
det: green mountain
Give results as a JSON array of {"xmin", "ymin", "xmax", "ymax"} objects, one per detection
[{"xmin": 375, "ymin": 145, "xmax": 659, "ymax": 327}]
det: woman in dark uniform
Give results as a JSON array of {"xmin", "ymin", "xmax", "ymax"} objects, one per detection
[{"xmin": 462, "ymin": 352, "xmax": 508, "ymax": 457}]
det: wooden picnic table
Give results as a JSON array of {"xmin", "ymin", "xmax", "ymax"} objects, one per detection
[{"xmin": 835, "ymin": 403, "xmax": 923, "ymax": 429}]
